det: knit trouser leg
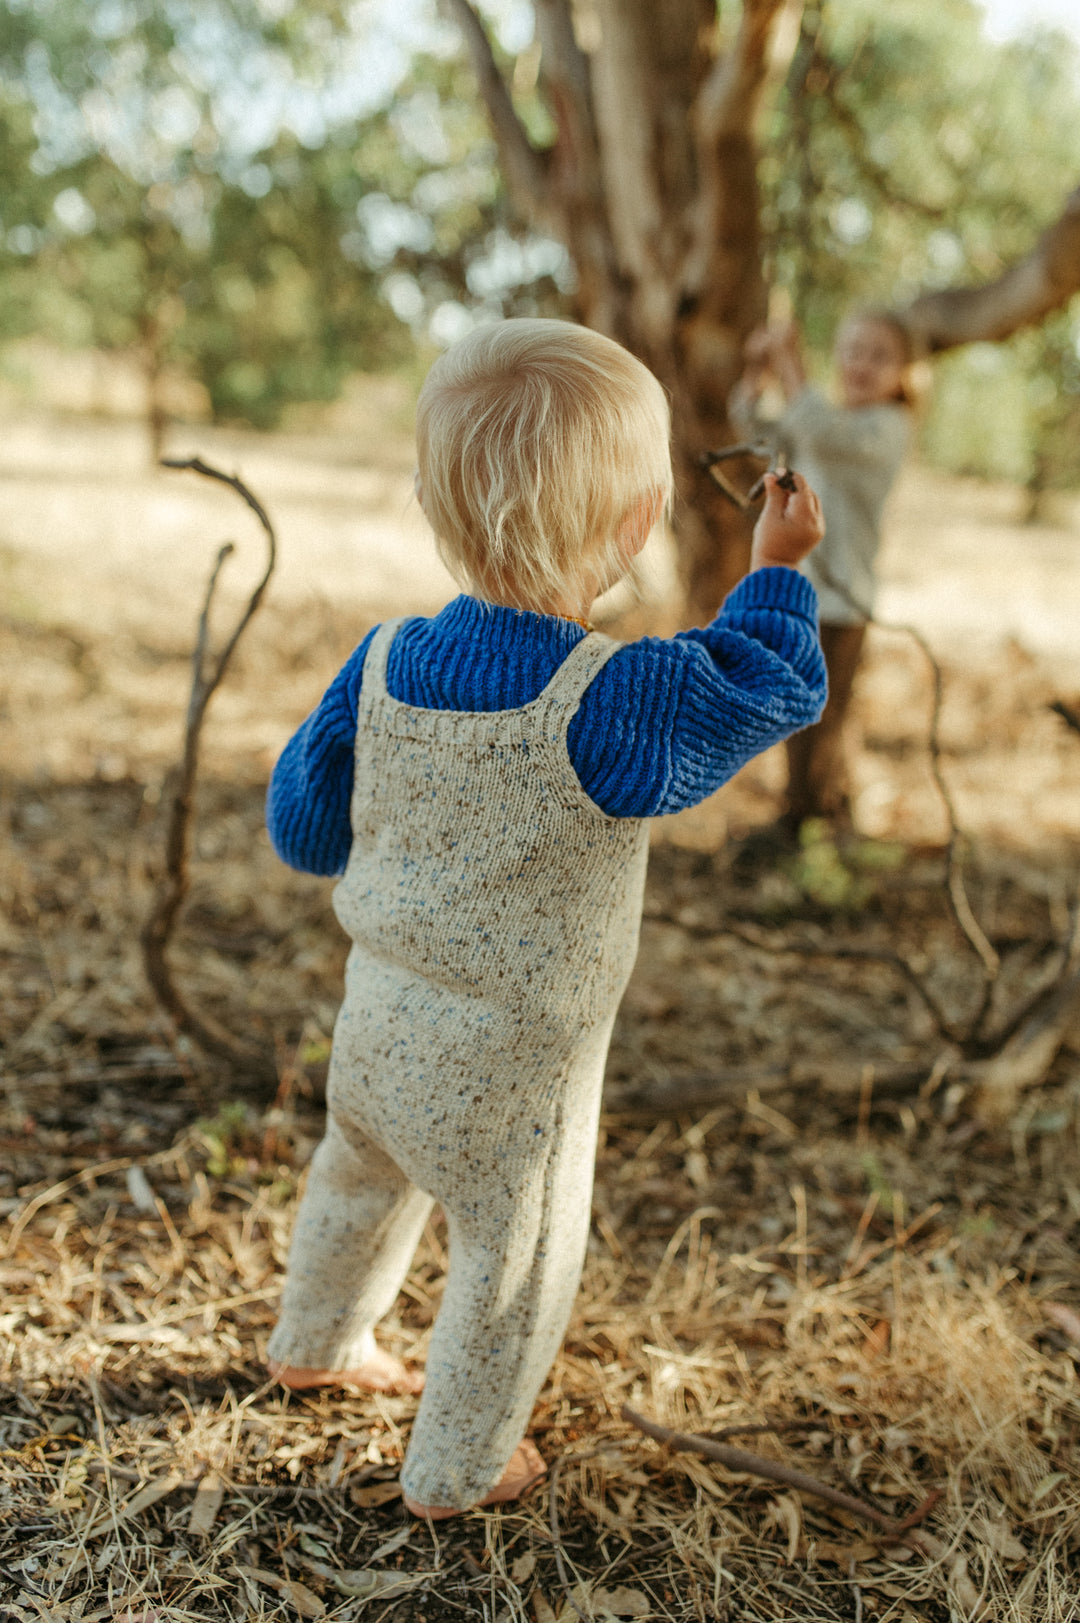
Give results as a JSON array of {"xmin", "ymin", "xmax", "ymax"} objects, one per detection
[
  {"xmin": 267, "ymin": 1113, "xmax": 433, "ymax": 1370},
  {"xmin": 399, "ymin": 1099, "xmax": 596, "ymax": 1509}
]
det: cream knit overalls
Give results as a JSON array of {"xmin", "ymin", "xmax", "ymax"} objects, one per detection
[{"xmin": 269, "ymin": 618, "xmax": 650, "ymax": 1508}]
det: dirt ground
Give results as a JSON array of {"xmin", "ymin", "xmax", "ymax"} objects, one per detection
[{"xmin": 2, "ymin": 398, "xmax": 1080, "ymax": 1622}]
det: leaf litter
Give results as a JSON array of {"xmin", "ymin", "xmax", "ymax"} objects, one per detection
[{"xmin": 4, "ymin": 476, "xmax": 1080, "ymax": 1619}]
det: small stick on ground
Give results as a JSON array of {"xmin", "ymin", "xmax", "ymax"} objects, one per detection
[
  {"xmin": 140, "ymin": 456, "xmax": 277, "ymax": 1074},
  {"xmin": 620, "ymin": 1404, "xmax": 938, "ymax": 1549},
  {"xmin": 548, "ymin": 1452, "xmax": 591, "ymax": 1623}
]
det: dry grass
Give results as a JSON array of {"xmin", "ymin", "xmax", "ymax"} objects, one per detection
[
  {"xmin": 3, "ymin": 414, "xmax": 1080, "ymax": 1620},
  {"xmin": 3, "ymin": 1063, "xmax": 1080, "ymax": 1620}
]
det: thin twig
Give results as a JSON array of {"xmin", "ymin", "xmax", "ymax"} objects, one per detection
[
  {"xmin": 699, "ymin": 442, "xmax": 795, "ymax": 509},
  {"xmin": 809, "ymin": 554, "xmax": 1000, "ymax": 990},
  {"xmin": 548, "ymin": 1452, "xmax": 591, "ymax": 1623},
  {"xmin": 140, "ymin": 457, "xmax": 277, "ymax": 1073},
  {"xmin": 620, "ymin": 1405, "xmax": 937, "ymax": 1549},
  {"xmin": 644, "ymin": 910, "xmax": 964, "ymax": 1047},
  {"xmin": 1050, "ymin": 699, "xmax": 1080, "ymax": 739}
]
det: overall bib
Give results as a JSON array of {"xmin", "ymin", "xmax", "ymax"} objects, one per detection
[{"xmin": 268, "ymin": 617, "xmax": 650, "ymax": 1507}]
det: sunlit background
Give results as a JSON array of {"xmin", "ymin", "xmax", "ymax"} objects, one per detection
[{"xmin": 0, "ymin": 0, "xmax": 1076, "ymax": 495}]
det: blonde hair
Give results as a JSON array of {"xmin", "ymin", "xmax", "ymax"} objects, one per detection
[{"xmin": 416, "ymin": 319, "xmax": 672, "ymax": 612}]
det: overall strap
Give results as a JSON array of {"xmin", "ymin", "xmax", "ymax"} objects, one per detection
[
  {"xmin": 358, "ymin": 618, "xmax": 405, "ymax": 709},
  {"xmin": 537, "ymin": 632, "xmax": 621, "ymax": 726}
]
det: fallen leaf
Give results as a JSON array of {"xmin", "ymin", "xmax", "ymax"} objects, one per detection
[
  {"xmin": 187, "ymin": 1470, "xmax": 224, "ymax": 1539},
  {"xmin": 300, "ymin": 1558, "xmax": 428, "ymax": 1602},
  {"xmin": 297, "ymin": 1529, "xmax": 334, "ymax": 1562},
  {"xmin": 350, "ymin": 1479, "xmax": 402, "ymax": 1508},
  {"xmin": 234, "ymin": 1566, "xmax": 326, "ymax": 1618},
  {"xmin": 511, "ymin": 1549, "xmax": 537, "ymax": 1583},
  {"xmin": 533, "ymin": 1594, "xmax": 557, "ymax": 1623},
  {"xmin": 1030, "ymin": 1471, "xmax": 1068, "ymax": 1502},
  {"xmin": 948, "ymin": 1554, "xmax": 982, "ymax": 1618},
  {"xmin": 82, "ymin": 1474, "xmax": 185, "ymax": 1541},
  {"xmin": 368, "ymin": 1524, "xmax": 413, "ymax": 1562},
  {"xmin": 1044, "ymin": 1302, "xmax": 1080, "ymax": 1345},
  {"xmin": 808, "ymin": 1540, "xmax": 877, "ymax": 1567},
  {"xmin": 973, "ymin": 1511, "xmax": 1026, "ymax": 1562},
  {"xmin": 592, "ymin": 1585, "xmax": 651, "ymax": 1618}
]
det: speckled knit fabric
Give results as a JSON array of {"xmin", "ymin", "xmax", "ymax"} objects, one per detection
[{"xmin": 268, "ymin": 619, "xmax": 650, "ymax": 1508}]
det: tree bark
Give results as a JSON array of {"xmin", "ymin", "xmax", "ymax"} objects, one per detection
[
  {"xmin": 447, "ymin": 3, "xmax": 1080, "ymax": 620},
  {"xmin": 447, "ymin": 0, "xmax": 796, "ymax": 620},
  {"xmin": 903, "ymin": 184, "xmax": 1080, "ymax": 353}
]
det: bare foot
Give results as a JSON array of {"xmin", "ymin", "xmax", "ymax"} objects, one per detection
[
  {"xmin": 404, "ymin": 1440, "xmax": 546, "ymax": 1519},
  {"xmin": 268, "ymin": 1350, "xmax": 424, "ymax": 1395}
]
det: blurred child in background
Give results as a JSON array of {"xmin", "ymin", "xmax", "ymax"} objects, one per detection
[{"xmin": 732, "ymin": 309, "xmax": 918, "ymax": 826}]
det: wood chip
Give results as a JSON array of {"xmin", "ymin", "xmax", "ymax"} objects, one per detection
[
  {"xmin": 234, "ymin": 1565, "xmax": 326, "ymax": 1617},
  {"xmin": 349, "ymin": 1478, "xmax": 402, "ymax": 1507},
  {"xmin": 82, "ymin": 1473, "xmax": 185, "ymax": 1541},
  {"xmin": 187, "ymin": 1470, "xmax": 224, "ymax": 1538}
]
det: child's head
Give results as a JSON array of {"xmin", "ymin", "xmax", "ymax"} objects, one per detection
[
  {"xmin": 416, "ymin": 318, "xmax": 671, "ymax": 614},
  {"xmin": 834, "ymin": 308, "xmax": 918, "ymax": 410}
]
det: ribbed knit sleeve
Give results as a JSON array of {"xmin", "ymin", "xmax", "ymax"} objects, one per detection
[
  {"xmin": 266, "ymin": 574, "xmax": 826, "ymax": 871},
  {"xmin": 568, "ymin": 567, "xmax": 825, "ymax": 817},
  {"xmin": 266, "ymin": 628, "xmax": 376, "ymax": 875}
]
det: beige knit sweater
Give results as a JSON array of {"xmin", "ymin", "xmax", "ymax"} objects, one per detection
[{"xmin": 736, "ymin": 386, "xmax": 911, "ymax": 626}]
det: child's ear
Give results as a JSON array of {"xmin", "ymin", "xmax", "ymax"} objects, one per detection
[
  {"xmin": 413, "ymin": 469, "xmax": 425, "ymax": 511},
  {"xmin": 617, "ymin": 489, "xmax": 664, "ymax": 562}
]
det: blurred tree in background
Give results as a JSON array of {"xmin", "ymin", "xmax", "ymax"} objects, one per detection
[
  {"xmin": 765, "ymin": 0, "xmax": 1080, "ymax": 503},
  {"xmin": 0, "ymin": 0, "xmax": 562, "ymax": 452},
  {"xmin": 0, "ymin": 0, "xmax": 1077, "ymax": 517},
  {"xmin": 438, "ymin": 0, "xmax": 1079, "ymax": 609}
]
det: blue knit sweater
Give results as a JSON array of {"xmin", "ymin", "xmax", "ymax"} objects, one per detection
[{"xmin": 267, "ymin": 568, "xmax": 825, "ymax": 876}]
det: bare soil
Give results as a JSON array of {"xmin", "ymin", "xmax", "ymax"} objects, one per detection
[{"xmin": 2, "ymin": 402, "xmax": 1080, "ymax": 1621}]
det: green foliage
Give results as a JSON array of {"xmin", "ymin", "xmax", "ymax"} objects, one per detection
[
  {"xmin": 785, "ymin": 820, "xmax": 906, "ymax": 914},
  {"xmin": 194, "ymin": 1100, "xmax": 253, "ymax": 1179},
  {"xmin": 3, "ymin": 0, "xmax": 1078, "ymax": 465},
  {"xmin": 763, "ymin": 0, "xmax": 1080, "ymax": 491},
  {"xmin": 0, "ymin": 0, "xmax": 412, "ymax": 430}
]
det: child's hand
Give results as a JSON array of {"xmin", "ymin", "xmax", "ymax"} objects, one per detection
[{"xmin": 749, "ymin": 471, "xmax": 824, "ymax": 572}]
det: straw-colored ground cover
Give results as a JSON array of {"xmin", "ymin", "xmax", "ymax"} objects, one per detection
[{"xmin": 3, "ymin": 414, "xmax": 1080, "ymax": 1619}]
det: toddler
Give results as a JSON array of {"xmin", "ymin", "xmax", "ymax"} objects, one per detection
[
  {"xmin": 732, "ymin": 310, "xmax": 916, "ymax": 823},
  {"xmin": 266, "ymin": 318, "xmax": 826, "ymax": 1516}
]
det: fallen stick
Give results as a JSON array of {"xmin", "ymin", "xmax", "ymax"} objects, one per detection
[
  {"xmin": 140, "ymin": 456, "xmax": 277, "ymax": 1075},
  {"xmin": 605, "ymin": 1059, "xmax": 956, "ymax": 1119},
  {"xmin": 620, "ymin": 1404, "xmax": 939, "ymax": 1547}
]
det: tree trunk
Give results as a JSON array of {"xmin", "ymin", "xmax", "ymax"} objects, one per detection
[
  {"xmin": 447, "ymin": 0, "xmax": 796, "ymax": 620},
  {"xmin": 447, "ymin": 2, "xmax": 1080, "ymax": 621}
]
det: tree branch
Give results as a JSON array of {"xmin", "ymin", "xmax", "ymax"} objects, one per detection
[
  {"xmin": 904, "ymin": 182, "xmax": 1080, "ymax": 353},
  {"xmin": 644, "ymin": 911, "xmax": 965, "ymax": 1047},
  {"xmin": 441, "ymin": 0, "xmax": 552, "ymax": 223},
  {"xmin": 685, "ymin": 0, "xmax": 795, "ymax": 315},
  {"xmin": 694, "ymin": 0, "xmax": 797, "ymax": 144},
  {"xmin": 140, "ymin": 457, "xmax": 277, "ymax": 1074},
  {"xmin": 621, "ymin": 1404, "xmax": 938, "ymax": 1548}
]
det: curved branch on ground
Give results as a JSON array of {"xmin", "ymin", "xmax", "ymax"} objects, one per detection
[
  {"xmin": 644, "ymin": 911, "xmax": 964, "ymax": 1047},
  {"xmin": 140, "ymin": 457, "xmax": 277, "ymax": 1074},
  {"xmin": 807, "ymin": 555, "xmax": 1001, "ymax": 997},
  {"xmin": 621, "ymin": 1404, "xmax": 939, "ymax": 1548}
]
